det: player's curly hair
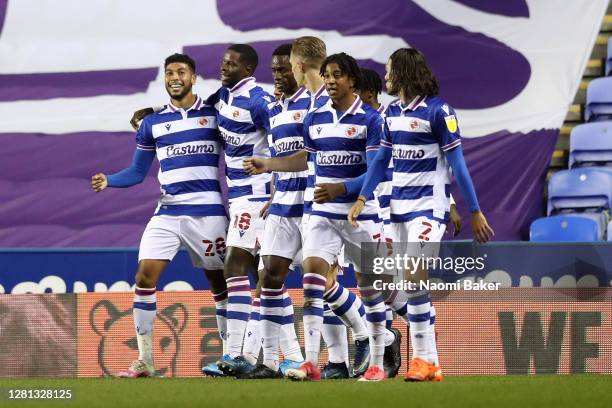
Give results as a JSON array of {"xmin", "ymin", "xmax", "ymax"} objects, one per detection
[
  {"xmin": 320, "ymin": 52, "xmax": 362, "ymax": 91},
  {"xmin": 388, "ymin": 48, "xmax": 438, "ymax": 97},
  {"xmin": 359, "ymin": 68, "xmax": 383, "ymax": 95}
]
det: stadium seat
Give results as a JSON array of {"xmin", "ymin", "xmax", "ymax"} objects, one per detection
[
  {"xmin": 547, "ymin": 167, "xmax": 612, "ymax": 214},
  {"xmin": 585, "ymin": 77, "xmax": 612, "ymax": 122},
  {"xmin": 530, "ymin": 216, "xmax": 599, "ymax": 242},
  {"xmin": 569, "ymin": 212, "xmax": 608, "ymax": 239},
  {"xmin": 607, "ymin": 36, "xmax": 612, "ymax": 76},
  {"xmin": 569, "ymin": 121, "xmax": 612, "ymax": 168}
]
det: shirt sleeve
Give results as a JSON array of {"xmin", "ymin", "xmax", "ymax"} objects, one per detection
[
  {"xmin": 135, "ymin": 116, "xmax": 155, "ymax": 151},
  {"xmin": 445, "ymin": 147, "xmax": 480, "ymax": 212},
  {"xmin": 380, "ymin": 116, "xmax": 393, "ymax": 150},
  {"xmin": 345, "ymin": 148, "xmax": 388, "ymax": 197},
  {"xmin": 267, "ymin": 133, "xmax": 277, "ymax": 157},
  {"xmin": 107, "ymin": 148, "xmax": 155, "ymax": 188},
  {"xmin": 251, "ymin": 93, "xmax": 272, "ymax": 132},
  {"xmin": 432, "ymin": 102, "xmax": 461, "ymax": 152},
  {"xmin": 205, "ymin": 88, "xmax": 222, "ymax": 107},
  {"xmin": 302, "ymin": 113, "xmax": 316, "ymax": 154},
  {"xmin": 365, "ymin": 112, "xmax": 384, "ymax": 153}
]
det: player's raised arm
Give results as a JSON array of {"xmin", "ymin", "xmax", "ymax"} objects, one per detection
[
  {"xmin": 91, "ymin": 173, "xmax": 108, "ymax": 192},
  {"xmin": 91, "ymin": 147, "xmax": 155, "ymax": 192},
  {"xmin": 93, "ymin": 116, "xmax": 156, "ymax": 192},
  {"xmin": 107, "ymin": 149, "xmax": 155, "ymax": 187}
]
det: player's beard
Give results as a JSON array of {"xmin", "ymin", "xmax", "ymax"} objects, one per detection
[
  {"xmin": 277, "ymin": 80, "xmax": 297, "ymax": 97},
  {"xmin": 166, "ymin": 83, "xmax": 193, "ymax": 103}
]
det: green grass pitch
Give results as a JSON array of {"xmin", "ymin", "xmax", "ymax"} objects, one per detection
[{"xmin": 0, "ymin": 376, "xmax": 610, "ymax": 408}]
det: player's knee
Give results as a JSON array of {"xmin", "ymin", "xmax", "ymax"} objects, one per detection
[
  {"xmin": 135, "ymin": 271, "xmax": 154, "ymax": 288},
  {"xmin": 135, "ymin": 265, "xmax": 157, "ymax": 288},
  {"xmin": 303, "ymin": 257, "xmax": 328, "ymax": 275},
  {"xmin": 223, "ymin": 248, "xmax": 253, "ymax": 279},
  {"xmin": 261, "ymin": 270, "xmax": 284, "ymax": 289}
]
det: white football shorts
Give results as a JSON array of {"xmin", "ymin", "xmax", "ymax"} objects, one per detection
[
  {"xmin": 260, "ymin": 214, "xmax": 303, "ymax": 264},
  {"xmin": 139, "ymin": 214, "xmax": 228, "ymax": 270},
  {"xmin": 226, "ymin": 198, "xmax": 267, "ymax": 255},
  {"xmin": 392, "ymin": 216, "xmax": 446, "ymax": 259},
  {"xmin": 302, "ymin": 215, "xmax": 385, "ymax": 274}
]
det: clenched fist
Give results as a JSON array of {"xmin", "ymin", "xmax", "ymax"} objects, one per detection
[{"xmin": 91, "ymin": 173, "xmax": 108, "ymax": 192}]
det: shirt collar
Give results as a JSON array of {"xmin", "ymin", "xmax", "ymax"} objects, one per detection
[
  {"xmin": 167, "ymin": 95, "xmax": 203, "ymax": 113},
  {"xmin": 401, "ymin": 95, "xmax": 427, "ymax": 112},
  {"xmin": 287, "ymin": 86, "xmax": 308, "ymax": 104},
  {"xmin": 376, "ymin": 104, "xmax": 386, "ymax": 114},
  {"xmin": 230, "ymin": 76, "xmax": 256, "ymax": 95},
  {"xmin": 333, "ymin": 95, "xmax": 363, "ymax": 123},
  {"xmin": 313, "ymin": 84, "xmax": 326, "ymax": 100},
  {"xmin": 345, "ymin": 95, "xmax": 363, "ymax": 116}
]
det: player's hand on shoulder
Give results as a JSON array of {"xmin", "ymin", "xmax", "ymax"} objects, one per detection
[
  {"xmin": 348, "ymin": 196, "xmax": 366, "ymax": 227},
  {"xmin": 243, "ymin": 157, "xmax": 269, "ymax": 175},
  {"xmin": 471, "ymin": 211, "xmax": 494, "ymax": 243},
  {"xmin": 314, "ymin": 183, "xmax": 345, "ymax": 204},
  {"xmin": 130, "ymin": 107, "xmax": 155, "ymax": 131},
  {"xmin": 91, "ymin": 173, "xmax": 108, "ymax": 192}
]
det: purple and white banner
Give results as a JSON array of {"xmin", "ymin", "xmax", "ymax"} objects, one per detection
[{"xmin": 0, "ymin": 0, "xmax": 607, "ymax": 246}]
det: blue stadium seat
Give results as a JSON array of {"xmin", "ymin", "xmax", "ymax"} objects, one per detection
[
  {"xmin": 607, "ymin": 36, "xmax": 612, "ymax": 76},
  {"xmin": 585, "ymin": 77, "xmax": 612, "ymax": 122},
  {"xmin": 547, "ymin": 168, "xmax": 612, "ymax": 214},
  {"xmin": 530, "ymin": 216, "xmax": 599, "ymax": 242},
  {"xmin": 570, "ymin": 212, "xmax": 608, "ymax": 239},
  {"xmin": 569, "ymin": 121, "xmax": 612, "ymax": 168}
]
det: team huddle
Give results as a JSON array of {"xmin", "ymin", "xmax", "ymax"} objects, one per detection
[{"xmin": 91, "ymin": 36, "xmax": 494, "ymax": 382}]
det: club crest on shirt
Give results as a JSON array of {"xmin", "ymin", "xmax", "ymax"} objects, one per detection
[
  {"xmin": 198, "ymin": 117, "xmax": 208, "ymax": 127},
  {"xmin": 409, "ymin": 119, "xmax": 419, "ymax": 130},
  {"xmin": 232, "ymin": 110, "xmax": 240, "ymax": 119},
  {"xmin": 345, "ymin": 126, "xmax": 358, "ymax": 137},
  {"xmin": 444, "ymin": 115, "xmax": 458, "ymax": 133},
  {"xmin": 293, "ymin": 111, "xmax": 302, "ymax": 122}
]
